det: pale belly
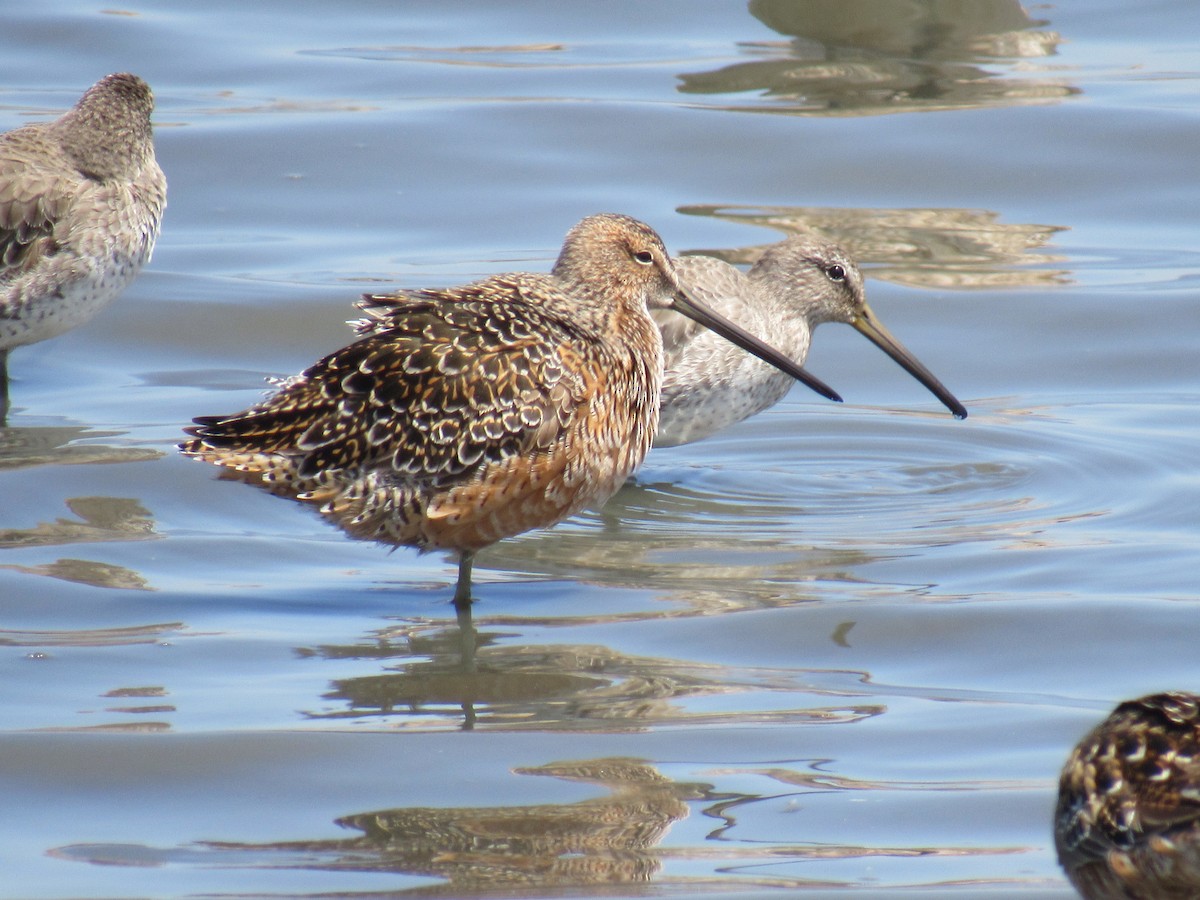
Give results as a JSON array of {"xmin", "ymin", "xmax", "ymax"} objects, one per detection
[{"xmin": 0, "ymin": 253, "xmax": 145, "ymax": 350}]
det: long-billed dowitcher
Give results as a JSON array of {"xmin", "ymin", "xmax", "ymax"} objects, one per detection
[
  {"xmin": 652, "ymin": 234, "xmax": 966, "ymax": 447},
  {"xmin": 181, "ymin": 214, "xmax": 839, "ymax": 607},
  {"xmin": 0, "ymin": 73, "xmax": 166, "ymax": 418},
  {"xmin": 1056, "ymin": 692, "xmax": 1200, "ymax": 899}
]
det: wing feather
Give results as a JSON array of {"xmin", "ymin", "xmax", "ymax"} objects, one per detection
[{"xmin": 184, "ymin": 281, "xmax": 585, "ymax": 487}]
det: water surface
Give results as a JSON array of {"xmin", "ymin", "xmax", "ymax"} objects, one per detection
[{"xmin": 3, "ymin": 1, "xmax": 1200, "ymax": 897}]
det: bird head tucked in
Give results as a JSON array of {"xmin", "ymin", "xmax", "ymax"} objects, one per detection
[{"xmin": 54, "ymin": 72, "xmax": 158, "ymax": 182}]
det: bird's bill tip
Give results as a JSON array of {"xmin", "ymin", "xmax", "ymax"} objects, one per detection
[{"xmin": 852, "ymin": 308, "xmax": 967, "ymax": 419}]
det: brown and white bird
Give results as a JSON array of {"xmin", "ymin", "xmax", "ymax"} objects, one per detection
[
  {"xmin": 1056, "ymin": 692, "xmax": 1200, "ymax": 899},
  {"xmin": 652, "ymin": 235, "xmax": 966, "ymax": 447},
  {"xmin": 181, "ymin": 214, "xmax": 839, "ymax": 606},
  {"xmin": 0, "ymin": 72, "xmax": 166, "ymax": 417}
]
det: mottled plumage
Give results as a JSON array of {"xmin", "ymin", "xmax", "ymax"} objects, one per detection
[
  {"xmin": 182, "ymin": 214, "xmax": 837, "ymax": 605},
  {"xmin": 0, "ymin": 73, "xmax": 166, "ymax": 416},
  {"xmin": 1056, "ymin": 692, "xmax": 1200, "ymax": 899},
  {"xmin": 652, "ymin": 235, "xmax": 966, "ymax": 447}
]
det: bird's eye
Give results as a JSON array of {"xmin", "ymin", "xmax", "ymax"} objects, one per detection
[
  {"xmin": 826, "ymin": 264, "xmax": 846, "ymax": 282},
  {"xmin": 633, "ymin": 250, "xmax": 654, "ymax": 265}
]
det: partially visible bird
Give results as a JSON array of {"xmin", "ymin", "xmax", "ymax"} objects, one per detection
[
  {"xmin": 1056, "ymin": 692, "xmax": 1200, "ymax": 900},
  {"xmin": 0, "ymin": 73, "xmax": 166, "ymax": 417},
  {"xmin": 651, "ymin": 234, "xmax": 966, "ymax": 447},
  {"xmin": 181, "ymin": 214, "xmax": 839, "ymax": 607}
]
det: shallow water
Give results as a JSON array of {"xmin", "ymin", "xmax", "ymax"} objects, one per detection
[{"xmin": 3, "ymin": 1, "xmax": 1200, "ymax": 897}]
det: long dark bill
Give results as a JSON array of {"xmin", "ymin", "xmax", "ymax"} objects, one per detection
[
  {"xmin": 853, "ymin": 305, "xmax": 968, "ymax": 419},
  {"xmin": 670, "ymin": 290, "xmax": 842, "ymax": 403}
]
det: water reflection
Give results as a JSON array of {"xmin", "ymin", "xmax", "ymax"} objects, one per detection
[
  {"xmin": 475, "ymin": 444, "xmax": 1096, "ymax": 596},
  {"xmin": 0, "ymin": 495, "xmax": 159, "ymax": 589},
  {"xmin": 305, "ymin": 42, "xmax": 567, "ymax": 67},
  {"xmin": 679, "ymin": 204, "xmax": 1069, "ymax": 288},
  {"xmin": 51, "ymin": 756, "xmax": 1031, "ymax": 892},
  {"xmin": 301, "ymin": 617, "xmax": 883, "ymax": 732},
  {"xmin": 679, "ymin": 0, "xmax": 1075, "ymax": 114},
  {"xmin": 49, "ymin": 759, "xmax": 695, "ymax": 890},
  {"xmin": 0, "ymin": 621, "xmax": 183, "ymax": 648},
  {"xmin": 0, "ymin": 495, "xmax": 157, "ymax": 548},
  {"xmin": 0, "ymin": 423, "xmax": 160, "ymax": 469},
  {"xmin": 0, "ymin": 423, "xmax": 161, "ymax": 589},
  {"xmin": 0, "ymin": 557, "xmax": 152, "ymax": 590},
  {"xmin": 262, "ymin": 758, "xmax": 693, "ymax": 889},
  {"xmin": 482, "ymin": 522, "xmax": 872, "ymax": 606}
]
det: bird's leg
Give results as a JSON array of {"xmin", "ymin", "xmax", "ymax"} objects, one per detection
[
  {"xmin": 0, "ymin": 349, "xmax": 9, "ymax": 424},
  {"xmin": 453, "ymin": 551, "xmax": 477, "ymax": 675},
  {"xmin": 453, "ymin": 551, "xmax": 475, "ymax": 608}
]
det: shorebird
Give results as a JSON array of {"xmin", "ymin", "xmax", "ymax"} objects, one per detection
[
  {"xmin": 1056, "ymin": 692, "xmax": 1200, "ymax": 900},
  {"xmin": 0, "ymin": 73, "xmax": 166, "ymax": 418},
  {"xmin": 652, "ymin": 234, "xmax": 966, "ymax": 447},
  {"xmin": 181, "ymin": 214, "xmax": 839, "ymax": 607}
]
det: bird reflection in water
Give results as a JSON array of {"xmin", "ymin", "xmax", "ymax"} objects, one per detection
[
  {"xmin": 676, "ymin": 0, "xmax": 1073, "ymax": 115},
  {"xmin": 299, "ymin": 618, "xmax": 885, "ymax": 734},
  {"xmin": 122, "ymin": 759, "xmax": 700, "ymax": 891},
  {"xmin": 50, "ymin": 754, "xmax": 1031, "ymax": 891}
]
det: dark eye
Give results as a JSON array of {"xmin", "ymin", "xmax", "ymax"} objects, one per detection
[
  {"xmin": 826, "ymin": 264, "xmax": 846, "ymax": 282},
  {"xmin": 633, "ymin": 250, "xmax": 654, "ymax": 265}
]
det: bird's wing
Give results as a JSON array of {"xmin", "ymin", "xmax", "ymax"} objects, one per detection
[
  {"xmin": 0, "ymin": 128, "xmax": 76, "ymax": 291},
  {"xmin": 186, "ymin": 280, "xmax": 585, "ymax": 483}
]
